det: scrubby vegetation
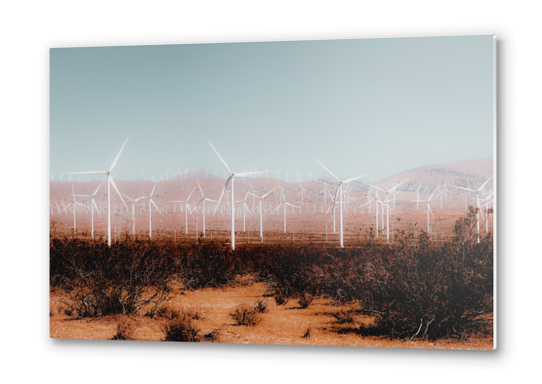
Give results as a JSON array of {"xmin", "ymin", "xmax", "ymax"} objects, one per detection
[
  {"xmin": 229, "ymin": 304, "xmax": 261, "ymax": 326},
  {"xmin": 50, "ymin": 208, "xmax": 493, "ymax": 341}
]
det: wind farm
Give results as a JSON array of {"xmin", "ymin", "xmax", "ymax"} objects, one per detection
[{"xmin": 50, "ymin": 36, "xmax": 495, "ymax": 350}]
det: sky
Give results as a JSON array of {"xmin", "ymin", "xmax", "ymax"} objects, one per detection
[{"xmin": 50, "ymin": 35, "xmax": 494, "ymax": 183}]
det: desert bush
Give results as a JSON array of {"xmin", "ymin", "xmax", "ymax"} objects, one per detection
[
  {"xmin": 178, "ymin": 243, "xmax": 241, "ymax": 290},
  {"xmin": 351, "ymin": 207, "xmax": 493, "ymax": 340},
  {"xmin": 229, "ymin": 304, "xmax": 260, "ymax": 326},
  {"xmin": 50, "ymin": 239, "xmax": 172, "ymax": 318},
  {"xmin": 111, "ymin": 317, "xmax": 136, "ymax": 340},
  {"xmin": 202, "ymin": 327, "xmax": 223, "ymax": 342},
  {"xmin": 254, "ymin": 298, "xmax": 268, "ymax": 313},
  {"xmin": 302, "ymin": 326, "xmax": 312, "ymax": 339},
  {"xmin": 298, "ymin": 293, "xmax": 313, "ymax": 309},
  {"xmin": 331, "ymin": 309, "xmax": 357, "ymax": 324},
  {"xmin": 274, "ymin": 290, "xmax": 289, "ymax": 306},
  {"xmin": 162, "ymin": 313, "xmax": 202, "ymax": 342},
  {"xmin": 155, "ymin": 305, "xmax": 181, "ymax": 320}
]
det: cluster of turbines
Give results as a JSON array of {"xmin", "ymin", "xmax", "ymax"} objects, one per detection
[{"xmin": 53, "ymin": 138, "xmax": 494, "ymax": 249}]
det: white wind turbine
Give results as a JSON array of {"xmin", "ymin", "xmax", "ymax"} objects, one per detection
[
  {"xmin": 145, "ymin": 183, "xmax": 163, "ymax": 238},
  {"xmin": 315, "ymin": 159, "xmax": 369, "ymax": 248},
  {"xmin": 365, "ymin": 180, "xmax": 404, "ymax": 243},
  {"xmin": 74, "ymin": 181, "xmax": 103, "ymax": 238},
  {"xmin": 247, "ymin": 188, "xmax": 275, "ymax": 241},
  {"xmin": 170, "ymin": 189, "xmax": 195, "ymax": 235},
  {"xmin": 209, "ymin": 142, "xmax": 264, "ymax": 250},
  {"xmin": 297, "ymin": 182, "xmax": 307, "ymax": 209},
  {"xmin": 272, "ymin": 186, "xmax": 299, "ymax": 233},
  {"xmin": 121, "ymin": 193, "xmax": 146, "ymax": 237},
  {"xmin": 452, "ymin": 176, "xmax": 493, "ymax": 243},
  {"xmin": 194, "ymin": 180, "xmax": 220, "ymax": 238},
  {"xmin": 67, "ymin": 138, "xmax": 129, "ymax": 246},
  {"xmin": 60, "ymin": 185, "xmax": 85, "ymax": 234},
  {"xmin": 418, "ymin": 190, "xmax": 436, "ymax": 234}
]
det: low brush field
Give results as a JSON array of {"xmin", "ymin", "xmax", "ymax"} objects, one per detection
[{"xmin": 50, "ymin": 208, "xmax": 494, "ymax": 349}]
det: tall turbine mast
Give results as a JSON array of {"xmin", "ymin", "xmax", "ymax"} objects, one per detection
[{"xmin": 68, "ymin": 137, "xmax": 129, "ymax": 246}]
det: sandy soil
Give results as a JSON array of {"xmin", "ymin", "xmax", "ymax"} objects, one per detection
[{"xmin": 50, "ymin": 279, "xmax": 493, "ymax": 350}]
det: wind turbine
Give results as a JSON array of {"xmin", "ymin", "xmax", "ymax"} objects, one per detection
[
  {"xmin": 247, "ymin": 188, "xmax": 275, "ymax": 241},
  {"xmin": 67, "ymin": 137, "xmax": 129, "ymax": 246},
  {"xmin": 122, "ymin": 193, "xmax": 146, "ymax": 237},
  {"xmin": 297, "ymin": 183, "xmax": 307, "ymax": 208},
  {"xmin": 452, "ymin": 176, "xmax": 493, "ymax": 243},
  {"xmin": 316, "ymin": 159, "xmax": 369, "ymax": 247},
  {"xmin": 74, "ymin": 181, "xmax": 103, "ymax": 238},
  {"xmin": 60, "ymin": 185, "xmax": 85, "ymax": 234},
  {"xmin": 145, "ymin": 183, "xmax": 163, "ymax": 238},
  {"xmin": 272, "ymin": 187, "xmax": 299, "ymax": 233},
  {"xmin": 209, "ymin": 142, "xmax": 264, "ymax": 250},
  {"xmin": 194, "ymin": 180, "xmax": 220, "ymax": 238},
  {"xmin": 365, "ymin": 181, "xmax": 404, "ymax": 243},
  {"xmin": 170, "ymin": 189, "xmax": 195, "ymax": 234},
  {"xmin": 418, "ymin": 190, "xmax": 436, "ymax": 234}
]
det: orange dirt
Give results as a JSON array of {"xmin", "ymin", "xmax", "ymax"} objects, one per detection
[{"xmin": 50, "ymin": 280, "xmax": 493, "ymax": 350}]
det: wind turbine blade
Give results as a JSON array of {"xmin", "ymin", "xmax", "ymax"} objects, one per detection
[
  {"xmin": 60, "ymin": 202, "xmax": 72, "ymax": 214},
  {"xmin": 362, "ymin": 181, "xmax": 385, "ymax": 193},
  {"xmin": 245, "ymin": 203, "xmax": 253, "ymax": 215},
  {"xmin": 236, "ymin": 171, "xmax": 266, "ymax": 178},
  {"xmin": 452, "ymin": 186, "xmax": 475, "ymax": 192},
  {"xmin": 151, "ymin": 182, "xmax": 157, "ymax": 196},
  {"xmin": 93, "ymin": 181, "xmax": 104, "ymax": 197},
  {"xmin": 208, "ymin": 141, "xmax": 231, "ymax": 174},
  {"xmin": 109, "ymin": 137, "xmax": 129, "ymax": 172},
  {"xmin": 332, "ymin": 186, "xmax": 340, "ymax": 216},
  {"xmin": 187, "ymin": 189, "xmax": 195, "ymax": 201},
  {"xmin": 109, "ymin": 177, "xmax": 128, "ymax": 210},
  {"xmin": 428, "ymin": 191, "xmax": 435, "ymax": 202},
  {"xmin": 272, "ymin": 204, "xmax": 282, "ymax": 214},
  {"xmin": 478, "ymin": 175, "xmax": 494, "ymax": 192},
  {"xmin": 343, "ymin": 173, "xmax": 370, "ymax": 184},
  {"xmin": 285, "ymin": 203, "xmax": 300, "ymax": 209},
  {"xmin": 262, "ymin": 188, "xmax": 275, "ymax": 198},
  {"xmin": 388, "ymin": 180, "xmax": 404, "ymax": 193},
  {"xmin": 93, "ymin": 200, "xmax": 101, "ymax": 217},
  {"xmin": 429, "ymin": 204, "xmax": 435, "ymax": 217},
  {"xmin": 150, "ymin": 199, "xmax": 163, "ymax": 215},
  {"xmin": 197, "ymin": 179, "xmax": 204, "ymax": 198},
  {"xmin": 315, "ymin": 159, "xmax": 340, "ymax": 182},
  {"xmin": 213, "ymin": 178, "xmax": 230, "ymax": 214},
  {"xmin": 67, "ymin": 171, "xmax": 107, "ymax": 175}
]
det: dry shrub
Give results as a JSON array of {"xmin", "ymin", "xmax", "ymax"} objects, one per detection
[
  {"xmin": 331, "ymin": 309, "xmax": 357, "ymax": 324},
  {"xmin": 202, "ymin": 327, "xmax": 223, "ymax": 342},
  {"xmin": 50, "ymin": 239, "xmax": 172, "ymax": 318},
  {"xmin": 254, "ymin": 298, "xmax": 268, "ymax": 313},
  {"xmin": 274, "ymin": 290, "xmax": 289, "ymax": 306},
  {"xmin": 298, "ymin": 293, "xmax": 313, "ymax": 309},
  {"xmin": 155, "ymin": 305, "xmax": 181, "ymax": 320},
  {"xmin": 160, "ymin": 310, "xmax": 219, "ymax": 342},
  {"xmin": 111, "ymin": 317, "xmax": 137, "ymax": 340},
  {"xmin": 302, "ymin": 326, "xmax": 312, "ymax": 339},
  {"xmin": 162, "ymin": 317, "xmax": 201, "ymax": 342},
  {"xmin": 229, "ymin": 304, "xmax": 260, "ymax": 326}
]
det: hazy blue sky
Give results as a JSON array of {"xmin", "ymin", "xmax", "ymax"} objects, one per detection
[{"xmin": 50, "ymin": 35, "xmax": 494, "ymax": 182}]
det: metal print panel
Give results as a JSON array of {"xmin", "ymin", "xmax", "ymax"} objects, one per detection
[{"xmin": 50, "ymin": 35, "xmax": 496, "ymax": 350}]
